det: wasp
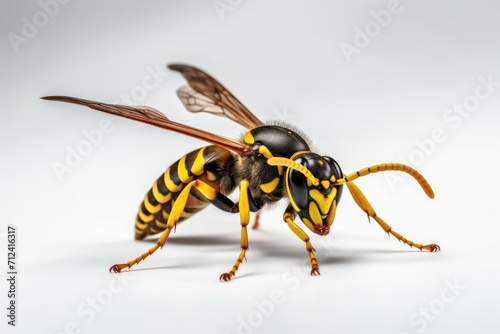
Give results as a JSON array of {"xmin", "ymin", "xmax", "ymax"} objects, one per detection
[{"xmin": 42, "ymin": 64, "xmax": 440, "ymax": 281}]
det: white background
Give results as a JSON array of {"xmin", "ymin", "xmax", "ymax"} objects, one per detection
[{"xmin": 1, "ymin": 1, "xmax": 499, "ymax": 333}]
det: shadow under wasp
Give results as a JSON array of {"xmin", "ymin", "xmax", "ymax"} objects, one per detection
[{"xmin": 42, "ymin": 64, "xmax": 440, "ymax": 281}]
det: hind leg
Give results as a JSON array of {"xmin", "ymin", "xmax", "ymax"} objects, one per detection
[{"xmin": 110, "ymin": 179, "xmax": 239, "ymax": 273}]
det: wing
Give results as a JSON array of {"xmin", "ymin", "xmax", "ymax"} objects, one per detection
[
  {"xmin": 41, "ymin": 96, "xmax": 254, "ymax": 157},
  {"xmin": 168, "ymin": 64, "xmax": 264, "ymax": 130}
]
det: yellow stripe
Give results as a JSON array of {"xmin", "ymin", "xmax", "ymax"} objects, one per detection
[
  {"xmin": 258, "ymin": 145, "xmax": 274, "ymax": 159},
  {"xmin": 188, "ymin": 203, "xmax": 209, "ymax": 210},
  {"xmin": 152, "ymin": 181, "xmax": 172, "ymax": 203},
  {"xmin": 309, "ymin": 201, "xmax": 322, "ymax": 226},
  {"xmin": 191, "ymin": 147, "xmax": 206, "ymax": 176},
  {"xmin": 181, "ymin": 211, "xmax": 193, "ymax": 219},
  {"xmin": 149, "ymin": 227, "xmax": 163, "ymax": 234},
  {"xmin": 325, "ymin": 200, "xmax": 337, "ymax": 225},
  {"xmin": 162, "ymin": 210, "xmax": 170, "ymax": 221},
  {"xmin": 178, "ymin": 156, "xmax": 193, "ymax": 184},
  {"xmin": 195, "ymin": 181, "xmax": 217, "ymax": 200},
  {"xmin": 243, "ymin": 132, "xmax": 255, "ymax": 144},
  {"xmin": 206, "ymin": 171, "xmax": 217, "ymax": 181},
  {"xmin": 135, "ymin": 219, "xmax": 148, "ymax": 229},
  {"xmin": 154, "ymin": 219, "xmax": 167, "ymax": 230},
  {"xmin": 260, "ymin": 177, "xmax": 280, "ymax": 194},
  {"xmin": 138, "ymin": 209, "xmax": 154, "ymax": 223},
  {"xmin": 302, "ymin": 217, "xmax": 315, "ymax": 233},
  {"xmin": 164, "ymin": 168, "xmax": 182, "ymax": 192},
  {"xmin": 144, "ymin": 195, "xmax": 161, "ymax": 214},
  {"xmin": 309, "ymin": 188, "xmax": 336, "ymax": 215}
]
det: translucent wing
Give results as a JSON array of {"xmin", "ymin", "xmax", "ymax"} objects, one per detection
[
  {"xmin": 41, "ymin": 96, "xmax": 254, "ymax": 157},
  {"xmin": 168, "ymin": 64, "xmax": 264, "ymax": 130}
]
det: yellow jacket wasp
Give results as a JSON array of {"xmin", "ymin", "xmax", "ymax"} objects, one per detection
[{"xmin": 42, "ymin": 64, "xmax": 440, "ymax": 281}]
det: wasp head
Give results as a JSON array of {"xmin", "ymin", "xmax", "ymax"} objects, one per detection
[{"xmin": 270, "ymin": 153, "xmax": 343, "ymax": 236}]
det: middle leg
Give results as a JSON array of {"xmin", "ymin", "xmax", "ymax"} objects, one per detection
[
  {"xmin": 220, "ymin": 179, "xmax": 252, "ymax": 281},
  {"xmin": 283, "ymin": 206, "xmax": 320, "ymax": 276}
]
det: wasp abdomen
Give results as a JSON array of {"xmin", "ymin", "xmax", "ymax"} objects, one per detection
[{"xmin": 134, "ymin": 145, "xmax": 236, "ymax": 240}]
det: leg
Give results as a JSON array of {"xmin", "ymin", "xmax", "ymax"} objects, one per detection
[
  {"xmin": 220, "ymin": 180, "xmax": 251, "ymax": 281},
  {"xmin": 251, "ymin": 210, "xmax": 262, "ymax": 230},
  {"xmin": 283, "ymin": 207, "xmax": 320, "ymax": 275},
  {"xmin": 110, "ymin": 179, "xmax": 237, "ymax": 273},
  {"xmin": 345, "ymin": 181, "xmax": 440, "ymax": 252}
]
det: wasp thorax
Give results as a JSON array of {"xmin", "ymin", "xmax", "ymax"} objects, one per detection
[{"xmin": 285, "ymin": 153, "xmax": 343, "ymax": 236}]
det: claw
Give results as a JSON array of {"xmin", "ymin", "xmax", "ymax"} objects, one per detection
[
  {"xmin": 310, "ymin": 267, "xmax": 320, "ymax": 276},
  {"xmin": 219, "ymin": 273, "xmax": 233, "ymax": 281},
  {"xmin": 109, "ymin": 264, "xmax": 122, "ymax": 273},
  {"xmin": 425, "ymin": 244, "xmax": 441, "ymax": 252}
]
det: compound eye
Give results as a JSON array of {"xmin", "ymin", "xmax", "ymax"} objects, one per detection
[
  {"xmin": 323, "ymin": 156, "xmax": 342, "ymax": 180},
  {"xmin": 287, "ymin": 169, "xmax": 309, "ymax": 210},
  {"xmin": 323, "ymin": 156, "xmax": 344, "ymax": 203}
]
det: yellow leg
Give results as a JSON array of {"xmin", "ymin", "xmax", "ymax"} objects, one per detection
[
  {"xmin": 345, "ymin": 181, "xmax": 440, "ymax": 252},
  {"xmin": 220, "ymin": 180, "xmax": 251, "ymax": 281},
  {"xmin": 284, "ymin": 211, "xmax": 320, "ymax": 276},
  {"xmin": 110, "ymin": 179, "xmax": 220, "ymax": 273}
]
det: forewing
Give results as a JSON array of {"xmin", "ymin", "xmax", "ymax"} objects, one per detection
[
  {"xmin": 41, "ymin": 95, "xmax": 253, "ymax": 157},
  {"xmin": 168, "ymin": 64, "xmax": 264, "ymax": 129}
]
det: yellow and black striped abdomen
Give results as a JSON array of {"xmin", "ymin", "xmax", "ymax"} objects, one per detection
[{"xmin": 134, "ymin": 145, "xmax": 236, "ymax": 240}]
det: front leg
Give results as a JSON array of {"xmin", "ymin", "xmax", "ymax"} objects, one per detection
[
  {"xmin": 345, "ymin": 181, "xmax": 440, "ymax": 252},
  {"xmin": 283, "ymin": 205, "xmax": 320, "ymax": 276}
]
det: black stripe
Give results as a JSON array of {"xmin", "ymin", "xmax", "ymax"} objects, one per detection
[
  {"xmin": 160, "ymin": 209, "xmax": 170, "ymax": 220},
  {"xmin": 183, "ymin": 206, "xmax": 206, "ymax": 214},
  {"xmin": 190, "ymin": 187, "xmax": 209, "ymax": 202},
  {"xmin": 147, "ymin": 190, "xmax": 158, "ymax": 206},
  {"xmin": 140, "ymin": 203, "xmax": 150, "ymax": 216},
  {"xmin": 169, "ymin": 162, "xmax": 181, "ymax": 187},
  {"xmin": 156, "ymin": 173, "xmax": 170, "ymax": 197},
  {"xmin": 162, "ymin": 200, "xmax": 173, "ymax": 214},
  {"xmin": 183, "ymin": 150, "xmax": 197, "ymax": 176},
  {"xmin": 153, "ymin": 217, "xmax": 167, "ymax": 229}
]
